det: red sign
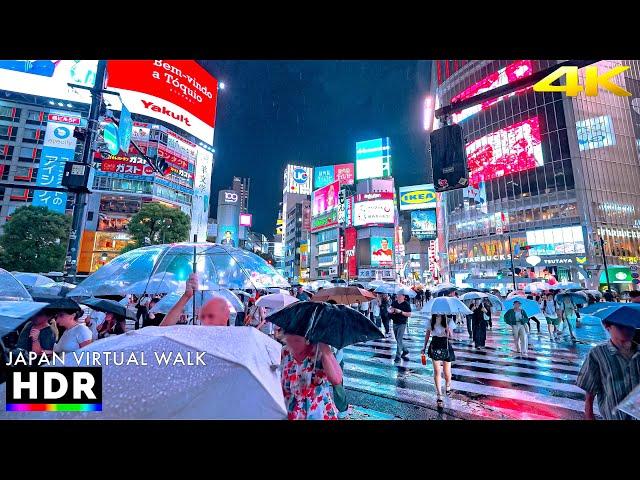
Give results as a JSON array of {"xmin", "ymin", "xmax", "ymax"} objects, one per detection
[
  {"xmin": 106, "ymin": 61, "xmax": 217, "ymax": 129},
  {"xmin": 101, "ymin": 159, "xmax": 154, "ymax": 176},
  {"xmin": 47, "ymin": 114, "xmax": 81, "ymax": 124},
  {"xmin": 344, "ymin": 227, "xmax": 358, "ymax": 278},
  {"xmin": 158, "ymin": 145, "xmax": 190, "ymax": 170},
  {"xmin": 355, "ymin": 192, "xmax": 394, "ymax": 202},
  {"xmin": 335, "ymin": 163, "xmax": 355, "ymax": 185}
]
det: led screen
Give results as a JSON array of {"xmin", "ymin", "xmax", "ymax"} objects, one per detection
[
  {"xmin": 399, "ymin": 184, "xmax": 436, "ymax": 211},
  {"xmin": 353, "ymin": 193, "xmax": 395, "ymax": 226},
  {"xmin": 410, "ymin": 210, "xmax": 437, "ymax": 240},
  {"xmin": 370, "ymin": 237, "xmax": 394, "ymax": 267},
  {"xmin": 526, "ymin": 226, "xmax": 585, "ymax": 256},
  {"xmin": 575, "ymin": 115, "xmax": 616, "ymax": 151},
  {"xmin": 355, "ymin": 138, "xmax": 391, "ymax": 180},
  {"xmin": 451, "ymin": 60, "xmax": 533, "ymax": 123},
  {"xmin": 465, "ymin": 117, "xmax": 544, "ymax": 186}
]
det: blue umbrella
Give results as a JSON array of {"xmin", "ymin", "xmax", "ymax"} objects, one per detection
[
  {"xmin": 556, "ymin": 290, "xmax": 589, "ymax": 305},
  {"xmin": 580, "ymin": 302, "xmax": 619, "ymax": 315},
  {"xmin": 590, "ymin": 304, "xmax": 640, "ymax": 328},
  {"xmin": 503, "ymin": 298, "xmax": 543, "ymax": 317}
]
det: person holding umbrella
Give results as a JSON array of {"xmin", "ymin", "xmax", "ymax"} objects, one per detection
[
  {"xmin": 421, "ymin": 314, "xmax": 457, "ymax": 411},
  {"xmin": 390, "ymin": 293, "xmax": 412, "ymax": 362},
  {"xmin": 576, "ymin": 308, "xmax": 640, "ymax": 420},
  {"xmin": 504, "ymin": 300, "xmax": 530, "ymax": 356},
  {"xmin": 471, "ymin": 300, "xmax": 488, "ymax": 349},
  {"xmin": 160, "ymin": 274, "xmax": 231, "ymax": 327},
  {"xmin": 52, "ymin": 300, "xmax": 93, "ymax": 353},
  {"xmin": 16, "ymin": 308, "xmax": 57, "ymax": 357},
  {"xmin": 96, "ymin": 312, "xmax": 127, "ymax": 339}
]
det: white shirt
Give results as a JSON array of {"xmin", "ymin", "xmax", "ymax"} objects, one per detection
[
  {"xmin": 53, "ymin": 324, "xmax": 93, "ymax": 353},
  {"xmin": 360, "ymin": 301, "xmax": 369, "ymax": 311},
  {"xmin": 515, "ymin": 311, "xmax": 523, "ymax": 321},
  {"xmin": 425, "ymin": 318, "xmax": 456, "ymax": 337},
  {"xmin": 371, "ymin": 299, "xmax": 381, "ymax": 316}
]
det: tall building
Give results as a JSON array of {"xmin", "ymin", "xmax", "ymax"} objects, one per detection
[
  {"xmin": 0, "ymin": 60, "xmax": 218, "ymax": 274},
  {"xmin": 232, "ymin": 176, "xmax": 250, "ymax": 213},
  {"xmin": 281, "ymin": 164, "xmax": 312, "ymax": 282},
  {"xmin": 434, "ymin": 59, "xmax": 640, "ymax": 293}
]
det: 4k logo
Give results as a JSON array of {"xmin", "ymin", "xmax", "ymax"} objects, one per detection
[{"xmin": 534, "ymin": 65, "xmax": 631, "ymax": 97}]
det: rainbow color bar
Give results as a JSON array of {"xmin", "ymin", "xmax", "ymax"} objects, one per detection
[{"xmin": 6, "ymin": 403, "xmax": 102, "ymax": 412}]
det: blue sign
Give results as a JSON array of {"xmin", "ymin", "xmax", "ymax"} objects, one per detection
[
  {"xmin": 118, "ymin": 104, "xmax": 133, "ymax": 153},
  {"xmin": 293, "ymin": 167, "xmax": 308, "ymax": 184},
  {"xmin": 103, "ymin": 123, "xmax": 120, "ymax": 155},
  {"xmin": 32, "ymin": 112, "xmax": 80, "ymax": 213},
  {"xmin": 314, "ymin": 165, "xmax": 334, "ymax": 189}
]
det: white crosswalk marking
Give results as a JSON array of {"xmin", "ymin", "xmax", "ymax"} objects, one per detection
[{"xmin": 343, "ymin": 312, "xmax": 605, "ymax": 420}]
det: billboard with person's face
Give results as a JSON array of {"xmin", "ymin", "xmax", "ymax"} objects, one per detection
[
  {"xmin": 311, "ymin": 180, "xmax": 339, "ymax": 232},
  {"xmin": 370, "ymin": 237, "xmax": 394, "ymax": 267},
  {"xmin": 218, "ymin": 225, "xmax": 238, "ymax": 248}
]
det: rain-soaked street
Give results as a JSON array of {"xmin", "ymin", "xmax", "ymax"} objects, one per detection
[{"xmin": 342, "ymin": 312, "xmax": 608, "ymax": 420}]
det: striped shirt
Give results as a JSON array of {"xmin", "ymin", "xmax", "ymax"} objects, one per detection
[{"xmin": 576, "ymin": 341, "xmax": 640, "ymax": 420}]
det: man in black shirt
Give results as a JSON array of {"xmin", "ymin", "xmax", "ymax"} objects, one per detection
[
  {"xmin": 603, "ymin": 289, "xmax": 615, "ymax": 302},
  {"xmin": 379, "ymin": 293, "xmax": 391, "ymax": 337},
  {"xmin": 390, "ymin": 293, "xmax": 412, "ymax": 362}
]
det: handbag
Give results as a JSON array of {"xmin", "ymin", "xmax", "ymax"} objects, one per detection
[
  {"xmin": 483, "ymin": 313, "xmax": 490, "ymax": 322},
  {"xmin": 428, "ymin": 336, "xmax": 450, "ymax": 361}
]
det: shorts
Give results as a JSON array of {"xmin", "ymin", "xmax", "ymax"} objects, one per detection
[
  {"xmin": 545, "ymin": 316, "xmax": 560, "ymax": 326},
  {"xmin": 427, "ymin": 336, "xmax": 456, "ymax": 362}
]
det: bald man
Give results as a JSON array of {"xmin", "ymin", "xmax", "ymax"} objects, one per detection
[{"xmin": 160, "ymin": 274, "xmax": 231, "ymax": 327}]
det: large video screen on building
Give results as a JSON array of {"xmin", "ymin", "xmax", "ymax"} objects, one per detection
[
  {"xmin": 526, "ymin": 226, "xmax": 585, "ymax": 256},
  {"xmin": 0, "ymin": 60, "xmax": 97, "ymax": 103},
  {"xmin": 411, "ymin": 210, "xmax": 437, "ymax": 240},
  {"xmin": 465, "ymin": 116, "xmax": 544, "ymax": 186},
  {"xmin": 313, "ymin": 163, "xmax": 355, "ymax": 189},
  {"xmin": 311, "ymin": 180, "xmax": 339, "ymax": 231},
  {"xmin": 370, "ymin": 237, "xmax": 394, "ymax": 267},
  {"xmin": 356, "ymin": 138, "xmax": 391, "ymax": 180},
  {"xmin": 106, "ymin": 61, "xmax": 218, "ymax": 146},
  {"xmin": 451, "ymin": 60, "xmax": 533, "ymax": 124},
  {"xmin": 353, "ymin": 193, "xmax": 395, "ymax": 226},
  {"xmin": 576, "ymin": 115, "xmax": 616, "ymax": 151}
]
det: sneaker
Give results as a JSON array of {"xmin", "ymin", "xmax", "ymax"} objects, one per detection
[
  {"xmin": 401, "ymin": 352, "xmax": 410, "ymax": 360},
  {"xmin": 394, "ymin": 356, "xmax": 401, "ymax": 362}
]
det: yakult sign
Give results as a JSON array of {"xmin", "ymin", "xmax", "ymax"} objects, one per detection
[{"xmin": 106, "ymin": 61, "xmax": 218, "ymax": 145}]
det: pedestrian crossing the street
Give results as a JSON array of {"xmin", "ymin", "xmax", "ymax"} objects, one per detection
[{"xmin": 343, "ymin": 312, "xmax": 607, "ymax": 420}]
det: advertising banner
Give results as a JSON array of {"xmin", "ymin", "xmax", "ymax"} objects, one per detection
[
  {"xmin": 344, "ymin": 227, "xmax": 358, "ymax": 278},
  {"xmin": 399, "ymin": 184, "xmax": 436, "ymax": 211},
  {"xmin": 311, "ymin": 180, "xmax": 339, "ymax": 232},
  {"xmin": 313, "ymin": 165, "xmax": 334, "ymax": 189},
  {"xmin": 575, "ymin": 115, "xmax": 616, "ymax": 151},
  {"xmin": 335, "ymin": 163, "xmax": 355, "ymax": 185},
  {"xmin": 106, "ymin": 60, "xmax": 218, "ymax": 145},
  {"xmin": 526, "ymin": 226, "xmax": 585, "ymax": 256},
  {"xmin": 302, "ymin": 200, "xmax": 311, "ymax": 232},
  {"xmin": 463, "ymin": 181, "xmax": 487, "ymax": 212},
  {"xmin": 0, "ymin": 60, "xmax": 97, "ymax": 103},
  {"xmin": 32, "ymin": 111, "xmax": 80, "ymax": 213},
  {"xmin": 356, "ymin": 137, "xmax": 392, "ymax": 180},
  {"xmin": 283, "ymin": 164, "xmax": 313, "ymax": 195},
  {"xmin": 353, "ymin": 192, "xmax": 395, "ymax": 227},
  {"xmin": 218, "ymin": 224, "xmax": 238, "ymax": 248},
  {"xmin": 371, "ymin": 237, "xmax": 394, "ymax": 267},
  {"xmin": 625, "ymin": 76, "xmax": 640, "ymax": 147},
  {"xmin": 191, "ymin": 146, "xmax": 213, "ymax": 241},
  {"xmin": 158, "ymin": 145, "xmax": 190, "ymax": 170},
  {"xmin": 411, "ymin": 209, "xmax": 437, "ymax": 240},
  {"xmin": 100, "ymin": 158, "xmax": 155, "ymax": 176}
]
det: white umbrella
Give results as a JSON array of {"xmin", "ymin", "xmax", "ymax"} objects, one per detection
[
  {"xmin": 369, "ymin": 280, "xmax": 387, "ymax": 288},
  {"xmin": 0, "ymin": 326, "xmax": 287, "ymax": 420},
  {"xmin": 12, "ymin": 272, "xmax": 56, "ymax": 288},
  {"xmin": 506, "ymin": 290, "xmax": 527, "ymax": 300},
  {"xmin": 422, "ymin": 297, "xmax": 472, "ymax": 315},
  {"xmin": 554, "ymin": 281, "xmax": 582, "ymax": 290},
  {"xmin": 374, "ymin": 284, "xmax": 395, "ymax": 294},
  {"xmin": 394, "ymin": 286, "xmax": 417, "ymax": 298},
  {"xmin": 524, "ymin": 281, "xmax": 552, "ymax": 293},
  {"xmin": 460, "ymin": 291, "xmax": 504, "ymax": 311},
  {"xmin": 257, "ymin": 293, "xmax": 299, "ymax": 314},
  {"xmin": 432, "ymin": 282, "xmax": 456, "ymax": 292}
]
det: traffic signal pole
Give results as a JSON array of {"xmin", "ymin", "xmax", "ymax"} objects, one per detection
[
  {"xmin": 64, "ymin": 60, "xmax": 107, "ymax": 283},
  {"xmin": 508, "ymin": 233, "xmax": 517, "ymax": 292},
  {"xmin": 599, "ymin": 236, "xmax": 612, "ymax": 292}
]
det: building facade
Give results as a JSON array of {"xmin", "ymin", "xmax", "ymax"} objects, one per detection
[
  {"xmin": 232, "ymin": 176, "xmax": 250, "ymax": 214},
  {"xmin": 435, "ymin": 59, "xmax": 640, "ymax": 293}
]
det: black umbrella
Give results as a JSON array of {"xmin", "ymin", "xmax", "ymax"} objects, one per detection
[
  {"xmin": 45, "ymin": 297, "xmax": 83, "ymax": 314},
  {"xmin": 0, "ymin": 301, "xmax": 52, "ymax": 338},
  {"xmin": 267, "ymin": 301, "xmax": 383, "ymax": 349},
  {"xmin": 80, "ymin": 297, "xmax": 135, "ymax": 320},
  {"xmin": 435, "ymin": 288, "xmax": 458, "ymax": 297}
]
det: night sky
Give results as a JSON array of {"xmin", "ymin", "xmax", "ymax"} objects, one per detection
[{"xmin": 200, "ymin": 60, "xmax": 432, "ymax": 236}]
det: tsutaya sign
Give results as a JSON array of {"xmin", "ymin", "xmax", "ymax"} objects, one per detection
[{"xmin": 457, "ymin": 255, "xmax": 576, "ymax": 265}]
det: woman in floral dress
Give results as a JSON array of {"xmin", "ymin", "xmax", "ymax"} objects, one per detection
[{"xmin": 280, "ymin": 334, "xmax": 343, "ymax": 420}]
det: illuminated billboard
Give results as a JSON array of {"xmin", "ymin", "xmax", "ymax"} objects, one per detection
[
  {"xmin": 314, "ymin": 163, "xmax": 355, "ymax": 189},
  {"xmin": 465, "ymin": 116, "xmax": 544, "ymax": 186},
  {"xmin": 105, "ymin": 61, "xmax": 218, "ymax": 145},
  {"xmin": 411, "ymin": 210, "xmax": 437, "ymax": 240},
  {"xmin": 399, "ymin": 184, "xmax": 436, "ymax": 211},
  {"xmin": 451, "ymin": 60, "xmax": 533, "ymax": 123},
  {"xmin": 191, "ymin": 146, "xmax": 213, "ymax": 241},
  {"xmin": 283, "ymin": 164, "xmax": 313, "ymax": 195},
  {"xmin": 353, "ymin": 192, "xmax": 395, "ymax": 227},
  {"xmin": 0, "ymin": 60, "xmax": 97, "ymax": 103},
  {"xmin": 239, "ymin": 213, "xmax": 253, "ymax": 227},
  {"xmin": 526, "ymin": 226, "xmax": 585, "ymax": 256},
  {"xmin": 311, "ymin": 180, "xmax": 339, "ymax": 232},
  {"xmin": 355, "ymin": 138, "xmax": 391, "ymax": 180},
  {"xmin": 576, "ymin": 115, "xmax": 616, "ymax": 151},
  {"xmin": 370, "ymin": 237, "xmax": 394, "ymax": 267},
  {"xmin": 219, "ymin": 225, "xmax": 238, "ymax": 248}
]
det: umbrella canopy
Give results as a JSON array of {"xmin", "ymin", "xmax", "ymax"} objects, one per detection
[
  {"xmin": 553, "ymin": 281, "xmax": 582, "ymax": 290},
  {"xmin": 432, "ymin": 282, "xmax": 456, "ymax": 291},
  {"xmin": 368, "ymin": 280, "xmax": 387, "ymax": 288},
  {"xmin": 0, "ymin": 301, "xmax": 51, "ymax": 338},
  {"xmin": 524, "ymin": 281, "xmax": 553, "ymax": 294},
  {"xmin": 0, "ymin": 326, "xmax": 287, "ymax": 419},
  {"xmin": 44, "ymin": 297, "xmax": 83, "ymax": 314},
  {"xmin": 306, "ymin": 280, "xmax": 333, "ymax": 292},
  {"xmin": 373, "ymin": 284, "xmax": 395, "ymax": 294},
  {"xmin": 506, "ymin": 290, "xmax": 527, "ymax": 299},
  {"xmin": 394, "ymin": 286, "xmax": 417, "ymax": 298},
  {"xmin": 590, "ymin": 304, "xmax": 640, "ymax": 328},
  {"xmin": 267, "ymin": 301, "xmax": 383, "ymax": 349},
  {"xmin": 256, "ymin": 293, "xmax": 299, "ymax": 314},
  {"xmin": 69, "ymin": 243, "xmax": 289, "ymax": 299},
  {"xmin": 127, "ymin": 273, "xmax": 180, "ymax": 296},
  {"xmin": 460, "ymin": 291, "xmax": 503, "ymax": 310},
  {"xmin": 584, "ymin": 289, "xmax": 603, "ymax": 298},
  {"xmin": 311, "ymin": 286, "xmax": 375, "ymax": 305},
  {"xmin": 580, "ymin": 302, "xmax": 619, "ymax": 315},
  {"xmin": 80, "ymin": 297, "xmax": 136, "ymax": 319},
  {"xmin": 556, "ymin": 290, "xmax": 589, "ymax": 305},
  {"xmin": 0, "ymin": 269, "xmax": 33, "ymax": 301},
  {"xmin": 422, "ymin": 297, "xmax": 473, "ymax": 315},
  {"xmin": 11, "ymin": 272, "xmax": 56, "ymax": 289},
  {"xmin": 150, "ymin": 288, "xmax": 243, "ymax": 316},
  {"xmin": 503, "ymin": 298, "xmax": 543, "ymax": 317},
  {"xmin": 434, "ymin": 288, "xmax": 458, "ymax": 297},
  {"xmin": 30, "ymin": 282, "xmax": 76, "ymax": 298}
]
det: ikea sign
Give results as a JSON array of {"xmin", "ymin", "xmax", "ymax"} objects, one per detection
[{"xmin": 399, "ymin": 184, "xmax": 436, "ymax": 211}]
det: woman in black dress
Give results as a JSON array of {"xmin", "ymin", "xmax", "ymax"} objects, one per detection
[
  {"xmin": 421, "ymin": 314, "xmax": 456, "ymax": 411},
  {"xmin": 471, "ymin": 301, "xmax": 488, "ymax": 349}
]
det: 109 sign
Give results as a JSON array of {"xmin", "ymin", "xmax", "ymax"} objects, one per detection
[{"xmin": 534, "ymin": 65, "xmax": 631, "ymax": 97}]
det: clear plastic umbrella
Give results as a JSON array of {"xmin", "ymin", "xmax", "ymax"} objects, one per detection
[
  {"xmin": 69, "ymin": 243, "xmax": 290, "ymax": 299},
  {"xmin": 0, "ymin": 268, "xmax": 33, "ymax": 301},
  {"xmin": 149, "ymin": 288, "xmax": 244, "ymax": 315},
  {"xmin": 11, "ymin": 271, "xmax": 56, "ymax": 289}
]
